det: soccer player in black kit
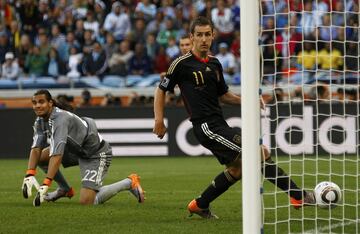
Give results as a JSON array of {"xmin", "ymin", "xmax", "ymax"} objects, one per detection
[{"xmin": 153, "ymin": 16, "xmax": 315, "ymax": 219}]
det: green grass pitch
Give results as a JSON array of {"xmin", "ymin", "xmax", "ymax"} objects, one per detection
[{"xmin": 0, "ymin": 156, "xmax": 358, "ymax": 233}]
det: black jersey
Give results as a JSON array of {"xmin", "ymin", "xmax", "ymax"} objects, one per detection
[{"xmin": 159, "ymin": 51, "xmax": 229, "ymax": 122}]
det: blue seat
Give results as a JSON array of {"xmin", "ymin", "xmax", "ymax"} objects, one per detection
[
  {"xmin": 75, "ymin": 76, "xmax": 102, "ymax": 88},
  {"xmin": 135, "ymin": 74, "xmax": 160, "ymax": 87},
  {"xmin": 0, "ymin": 79, "xmax": 18, "ymax": 89},
  {"xmin": 125, "ymin": 75, "xmax": 143, "ymax": 87},
  {"xmin": 102, "ymin": 75, "xmax": 126, "ymax": 88},
  {"xmin": 21, "ymin": 77, "xmax": 59, "ymax": 89}
]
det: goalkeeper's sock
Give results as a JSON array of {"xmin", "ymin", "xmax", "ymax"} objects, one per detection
[
  {"xmin": 39, "ymin": 165, "xmax": 71, "ymax": 191},
  {"xmin": 262, "ymin": 158, "xmax": 302, "ymax": 200},
  {"xmin": 196, "ymin": 170, "xmax": 238, "ymax": 209},
  {"xmin": 94, "ymin": 178, "xmax": 132, "ymax": 205}
]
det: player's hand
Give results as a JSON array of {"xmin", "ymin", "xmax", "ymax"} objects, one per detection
[
  {"xmin": 153, "ymin": 121, "xmax": 167, "ymax": 139},
  {"xmin": 33, "ymin": 185, "xmax": 49, "ymax": 207},
  {"xmin": 22, "ymin": 176, "xmax": 40, "ymax": 199},
  {"xmin": 260, "ymin": 96, "xmax": 265, "ymax": 110}
]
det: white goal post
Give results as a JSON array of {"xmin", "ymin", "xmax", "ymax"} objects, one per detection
[
  {"xmin": 241, "ymin": 0, "xmax": 360, "ymax": 233},
  {"xmin": 240, "ymin": 0, "xmax": 262, "ymax": 233}
]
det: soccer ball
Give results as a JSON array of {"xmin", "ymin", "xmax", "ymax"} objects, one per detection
[{"xmin": 314, "ymin": 181, "xmax": 342, "ymax": 209}]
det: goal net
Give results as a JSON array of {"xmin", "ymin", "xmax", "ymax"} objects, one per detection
[{"xmin": 259, "ymin": 0, "xmax": 359, "ymax": 233}]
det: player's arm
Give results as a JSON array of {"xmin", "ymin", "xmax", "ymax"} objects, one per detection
[
  {"xmin": 153, "ymin": 87, "xmax": 167, "ymax": 139},
  {"xmin": 219, "ymin": 91, "xmax": 241, "ymax": 105}
]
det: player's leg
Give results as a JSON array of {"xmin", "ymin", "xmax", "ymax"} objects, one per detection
[
  {"xmin": 188, "ymin": 121, "xmax": 241, "ymax": 218},
  {"xmin": 38, "ymin": 147, "xmax": 75, "ymax": 201},
  {"xmin": 94, "ymin": 174, "xmax": 145, "ymax": 204},
  {"xmin": 261, "ymin": 145, "xmax": 315, "ymax": 208},
  {"xmin": 80, "ymin": 142, "xmax": 144, "ymax": 205}
]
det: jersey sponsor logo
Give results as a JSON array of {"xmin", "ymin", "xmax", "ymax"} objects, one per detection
[{"xmin": 160, "ymin": 77, "xmax": 170, "ymax": 88}]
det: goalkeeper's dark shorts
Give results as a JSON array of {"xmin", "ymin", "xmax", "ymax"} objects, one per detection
[{"xmin": 193, "ymin": 117, "xmax": 242, "ymax": 165}]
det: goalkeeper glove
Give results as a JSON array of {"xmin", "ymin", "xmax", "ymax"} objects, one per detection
[
  {"xmin": 33, "ymin": 178, "xmax": 52, "ymax": 207},
  {"xmin": 22, "ymin": 169, "xmax": 40, "ymax": 199}
]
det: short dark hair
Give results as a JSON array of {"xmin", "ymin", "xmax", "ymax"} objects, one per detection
[
  {"xmin": 180, "ymin": 34, "xmax": 190, "ymax": 40},
  {"xmin": 190, "ymin": 16, "xmax": 214, "ymax": 34}
]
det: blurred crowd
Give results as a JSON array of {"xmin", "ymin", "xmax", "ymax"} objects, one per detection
[
  {"xmin": 261, "ymin": 0, "xmax": 359, "ymax": 84},
  {"xmin": 0, "ymin": 0, "xmax": 241, "ymax": 80},
  {"xmin": 0, "ymin": 0, "xmax": 358, "ymax": 107}
]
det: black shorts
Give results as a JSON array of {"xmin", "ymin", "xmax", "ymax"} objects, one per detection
[{"xmin": 193, "ymin": 117, "xmax": 241, "ymax": 165}]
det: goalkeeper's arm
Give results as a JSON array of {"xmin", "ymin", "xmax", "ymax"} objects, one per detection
[
  {"xmin": 33, "ymin": 154, "xmax": 63, "ymax": 207},
  {"xmin": 22, "ymin": 148, "xmax": 42, "ymax": 198}
]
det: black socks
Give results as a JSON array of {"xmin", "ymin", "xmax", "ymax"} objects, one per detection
[
  {"xmin": 262, "ymin": 158, "xmax": 303, "ymax": 200},
  {"xmin": 196, "ymin": 170, "xmax": 238, "ymax": 209}
]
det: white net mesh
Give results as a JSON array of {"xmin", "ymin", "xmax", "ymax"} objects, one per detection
[{"xmin": 259, "ymin": 0, "xmax": 359, "ymax": 233}]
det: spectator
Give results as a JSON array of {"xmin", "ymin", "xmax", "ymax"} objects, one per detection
[
  {"xmin": 16, "ymin": 34, "xmax": 33, "ymax": 69},
  {"xmin": 8, "ymin": 21, "xmax": 21, "ymax": 52},
  {"xmin": 101, "ymin": 93, "xmax": 121, "ymax": 107},
  {"xmin": 67, "ymin": 47, "xmax": 83, "ymax": 78},
  {"xmin": 145, "ymin": 33, "xmax": 160, "ymax": 60},
  {"xmin": 82, "ymin": 30, "xmax": 95, "ymax": 54},
  {"xmin": 159, "ymin": 0, "xmax": 176, "ymax": 20},
  {"xmin": 130, "ymin": 18, "xmax": 147, "ymax": 45},
  {"xmin": 318, "ymin": 42, "xmax": 343, "ymax": 71},
  {"xmin": 145, "ymin": 11, "xmax": 165, "ymax": 36},
  {"xmin": 108, "ymin": 39, "xmax": 133, "ymax": 76},
  {"xmin": 176, "ymin": 0, "xmax": 196, "ymax": 22},
  {"xmin": 319, "ymin": 13, "xmax": 337, "ymax": 41},
  {"xmin": 37, "ymin": 31, "xmax": 51, "ymax": 58},
  {"xmin": 199, "ymin": 0, "xmax": 213, "ymax": 19},
  {"xmin": 215, "ymin": 42, "xmax": 236, "ymax": 75},
  {"xmin": 154, "ymin": 46, "xmax": 169, "ymax": 74},
  {"xmin": 0, "ymin": 31, "xmax": 9, "ymax": 64},
  {"xmin": 128, "ymin": 42, "xmax": 152, "ymax": 76},
  {"xmin": 165, "ymin": 36, "xmax": 180, "ymax": 61},
  {"xmin": 74, "ymin": 19, "xmax": 85, "ymax": 45},
  {"xmin": 50, "ymin": 24, "xmax": 67, "ymax": 61},
  {"xmin": 292, "ymin": 41, "xmax": 316, "ymax": 83},
  {"xmin": 94, "ymin": 0, "xmax": 106, "ymax": 25},
  {"xmin": 135, "ymin": 0, "xmax": 157, "ymax": 23},
  {"xmin": 345, "ymin": 42, "xmax": 359, "ymax": 73},
  {"xmin": 82, "ymin": 41, "xmax": 107, "ymax": 77},
  {"xmin": 1, "ymin": 52, "xmax": 20, "ymax": 80},
  {"xmin": 300, "ymin": 1, "xmax": 317, "ymax": 37},
  {"xmin": 25, "ymin": 46, "xmax": 48, "ymax": 77},
  {"xmin": 211, "ymin": 0, "xmax": 234, "ymax": 46},
  {"xmin": 103, "ymin": 2, "xmax": 131, "ymax": 42},
  {"xmin": 46, "ymin": 47, "xmax": 67, "ymax": 78},
  {"xmin": 17, "ymin": 0, "xmax": 41, "ymax": 39},
  {"xmin": 103, "ymin": 33, "xmax": 118, "ymax": 59},
  {"xmin": 156, "ymin": 18, "xmax": 178, "ymax": 47},
  {"xmin": 84, "ymin": 10, "xmax": 100, "ymax": 38},
  {"xmin": 78, "ymin": 89, "xmax": 92, "ymax": 107}
]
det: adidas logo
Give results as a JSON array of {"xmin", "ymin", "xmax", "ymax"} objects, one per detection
[{"xmin": 205, "ymin": 67, "xmax": 212, "ymax": 72}]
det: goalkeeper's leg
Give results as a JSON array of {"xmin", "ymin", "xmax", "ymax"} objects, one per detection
[{"xmin": 38, "ymin": 147, "xmax": 72, "ymax": 192}]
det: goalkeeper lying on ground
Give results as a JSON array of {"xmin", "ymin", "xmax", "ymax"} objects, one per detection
[{"xmin": 22, "ymin": 89, "xmax": 145, "ymax": 206}]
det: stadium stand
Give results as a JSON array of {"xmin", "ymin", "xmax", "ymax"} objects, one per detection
[{"xmin": 0, "ymin": 0, "xmax": 358, "ymax": 107}]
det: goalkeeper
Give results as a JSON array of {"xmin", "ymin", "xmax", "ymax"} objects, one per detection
[
  {"xmin": 22, "ymin": 89, "xmax": 145, "ymax": 206},
  {"xmin": 153, "ymin": 16, "xmax": 315, "ymax": 219}
]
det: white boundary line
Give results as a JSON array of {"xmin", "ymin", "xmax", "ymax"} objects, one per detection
[{"xmin": 291, "ymin": 220, "xmax": 358, "ymax": 234}]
